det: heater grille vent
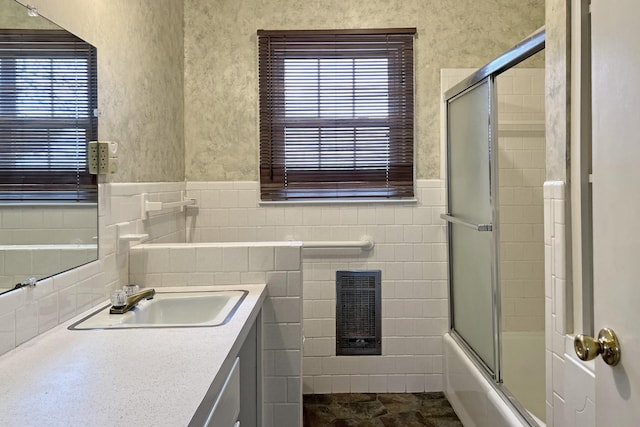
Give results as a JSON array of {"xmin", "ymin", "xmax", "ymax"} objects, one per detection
[{"xmin": 336, "ymin": 270, "xmax": 381, "ymax": 355}]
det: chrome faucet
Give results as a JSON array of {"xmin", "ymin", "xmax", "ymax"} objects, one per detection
[{"xmin": 110, "ymin": 288, "xmax": 156, "ymax": 314}]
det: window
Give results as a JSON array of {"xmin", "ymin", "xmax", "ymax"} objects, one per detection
[
  {"xmin": 258, "ymin": 29, "xmax": 415, "ymax": 201},
  {"xmin": 0, "ymin": 30, "xmax": 97, "ymax": 202}
]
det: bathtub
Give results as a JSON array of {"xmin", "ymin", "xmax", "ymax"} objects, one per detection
[{"xmin": 444, "ymin": 332, "xmax": 545, "ymax": 427}]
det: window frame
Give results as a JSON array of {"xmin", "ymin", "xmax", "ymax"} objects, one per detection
[{"xmin": 258, "ymin": 28, "xmax": 416, "ymax": 202}]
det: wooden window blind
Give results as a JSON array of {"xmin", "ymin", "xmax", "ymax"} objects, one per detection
[
  {"xmin": 0, "ymin": 30, "xmax": 97, "ymax": 202},
  {"xmin": 258, "ymin": 29, "xmax": 415, "ymax": 201}
]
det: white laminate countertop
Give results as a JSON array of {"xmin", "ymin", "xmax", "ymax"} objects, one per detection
[{"xmin": 0, "ymin": 284, "xmax": 266, "ymax": 427}]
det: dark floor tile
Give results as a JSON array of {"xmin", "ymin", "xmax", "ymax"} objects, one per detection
[
  {"xmin": 378, "ymin": 393, "xmax": 420, "ymax": 413},
  {"xmin": 304, "ymin": 404, "xmax": 336, "ymax": 426},
  {"xmin": 333, "ymin": 393, "xmax": 378, "ymax": 404},
  {"xmin": 305, "ymin": 394, "xmax": 338, "ymax": 405},
  {"xmin": 303, "ymin": 392, "xmax": 463, "ymax": 427},
  {"xmin": 418, "ymin": 396, "xmax": 458, "ymax": 418},
  {"xmin": 379, "ymin": 411, "xmax": 437, "ymax": 427},
  {"xmin": 330, "ymin": 418, "xmax": 386, "ymax": 427},
  {"xmin": 332, "ymin": 400, "xmax": 388, "ymax": 420}
]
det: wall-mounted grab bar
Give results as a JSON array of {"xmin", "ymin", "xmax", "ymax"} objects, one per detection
[
  {"xmin": 440, "ymin": 214, "xmax": 492, "ymax": 232},
  {"xmin": 142, "ymin": 192, "xmax": 197, "ymax": 218},
  {"xmin": 301, "ymin": 239, "xmax": 375, "ymax": 250}
]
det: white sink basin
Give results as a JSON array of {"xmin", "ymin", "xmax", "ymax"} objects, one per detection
[{"xmin": 69, "ymin": 290, "xmax": 247, "ymax": 329}]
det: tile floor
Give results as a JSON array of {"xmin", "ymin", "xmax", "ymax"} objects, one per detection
[{"xmin": 303, "ymin": 392, "xmax": 464, "ymax": 427}]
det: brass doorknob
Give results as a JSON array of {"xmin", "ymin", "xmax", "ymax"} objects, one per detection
[{"xmin": 574, "ymin": 328, "xmax": 621, "ymax": 366}]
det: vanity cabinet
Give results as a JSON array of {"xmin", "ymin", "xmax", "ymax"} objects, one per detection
[
  {"xmin": 191, "ymin": 313, "xmax": 261, "ymax": 427},
  {"xmin": 204, "ymin": 358, "xmax": 240, "ymax": 426}
]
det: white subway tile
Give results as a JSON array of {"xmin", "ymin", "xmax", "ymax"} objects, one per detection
[
  {"xmin": 357, "ymin": 209, "xmax": 376, "ymax": 225},
  {"xmin": 0, "ymin": 312, "xmax": 16, "ymax": 356},
  {"xmin": 186, "ymin": 272, "xmax": 214, "ymax": 286},
  {"xmin": 221, "ymin": 247, "xmax": 248, "ymax": 272},
  {"xmin": 195, "ymin": 247, "xmax": 222, "ymax": 272},
  {"xmin": 275, "ymin": 350, "xmax": 301, "ymax": 376},
  {"xmin": 350, "ymin": 375, "xmax": 369, "ymax": 393},
  {"xmin": 368, "ymin": 375, "xmax": 388, "ymax": 393},
  {"xmin": 312, "ymin": 376, "xmax": 332, "ymax": 394},
  {"xmin": 331, "ymin": 376, "xmax": 351, "ymax": 393},
  {"xmin": 287, "ymin": 271, "xmax": 302, "ymax": 296},
  {"xmin": 287, "ymin": 377, "xmax": 301, "ymax": 403},
  {"xmin": 394, "ymin": 207, "xmax": 413, "ymax": 225},
  {"xmin": 37, "ymin": 293, "xmax": 59, "ymax": 333},
  {"xmin": 168, "ymin": 247, "xmax": 196, "ymax": 273},
  {"xmin": 15, "ymin": 301, "xmax": 38, "ymax": 346},
  {"xmin": 249, "ymin": 247, "xmax": 274, "ymax": 271},
  {"xmin": 339, "ymin": 208, "xmax": 359, "ymax": 225},
  {"xmin": 240, "ymin": 271, "xmax": 266, "ymax": 284},
  {"xmin": 265, "ymin": 297, "xmax": 301, "ymax": 324},
  {"xmin": 406, "ymin": 374, "xmax": 425, "ymax": 392},
  {"xmin": 264, "ymin": 377, "xmax": 287, "ymax": 403},
  {"xmin": 425, "ymin": 374, "xmax": 443, "ymax": 392},
  {"xmin": 263, "ymin": 324, "xmax": 301, "ymax": 350},
  {"xmin": 275, "ymin": 247, "xmax": 301, "ymax": 271},
  {"xmin": 213, "ymin": 271, "xmax": 241, "ymax": 284},
  {"xmin": 58, "ymin": 286, "xmax": 77, "ymax": 323},
  {"xmin": 387, "ymin": 375, "xmax": 406, "ymax": 392},
  {"xmin": 375, "ymin": 207, "xmax": 395, "ymax": 225}
]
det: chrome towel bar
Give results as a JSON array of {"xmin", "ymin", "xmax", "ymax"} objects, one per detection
[{"xmin": 440, "ymin": 214, "xmax": 492, "ymax": 232}]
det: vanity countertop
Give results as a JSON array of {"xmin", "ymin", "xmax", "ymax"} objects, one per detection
[{"xmin": 0, "ymin": 284, "xmax": 266, "ymax": 426}]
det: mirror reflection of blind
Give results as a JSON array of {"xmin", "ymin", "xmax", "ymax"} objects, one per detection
[
  {"xmin": 258, "ymin": 29, "xmax": 415, "ymax": 201},
  {"xmin": 0, "ymin": 30, "xmax": 97, "ymax": 202}
]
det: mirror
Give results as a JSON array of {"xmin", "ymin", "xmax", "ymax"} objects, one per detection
[{"xmin": 0, "ymin": 0, "xmax": 98, "ymax": 294}]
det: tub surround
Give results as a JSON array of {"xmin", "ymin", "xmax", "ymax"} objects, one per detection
[{"xmin": 0, "ymin": 284, "xmax": 265, "ymax": 425}]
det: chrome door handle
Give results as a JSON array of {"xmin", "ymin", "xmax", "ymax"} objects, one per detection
[{"xmin": 574, "ymin": 328, "xmax": 621, "ymax": 366}]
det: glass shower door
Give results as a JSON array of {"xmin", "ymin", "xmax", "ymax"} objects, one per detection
[{"xmin": 445, "ymin": 78, "xmax": 498, "ymax": 375}]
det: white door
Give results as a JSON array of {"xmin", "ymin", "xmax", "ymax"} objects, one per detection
[{"xmin": 591, "ymin": 0, "xmax": 640, "ymax": 424}]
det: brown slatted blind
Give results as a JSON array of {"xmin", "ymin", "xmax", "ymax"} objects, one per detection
[
  {"xmin": 258, "ymin": 29, "xmax": 415, "ymax": 201},
  {"xmin": 0, "ymin": 30, "xmax": 97, "ymax": 202}
]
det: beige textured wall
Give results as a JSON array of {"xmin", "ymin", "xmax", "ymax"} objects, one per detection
[
  {"xmin": 14, "ymin": 0, "xmax": 185, "ymax": 182},
  {"xmin": 545, "ymin": 0, "xmax": 569, "ymax": 182},
  {"xmin": 184, "ymin": 0, "xmax": 544, "ymax": 181}
]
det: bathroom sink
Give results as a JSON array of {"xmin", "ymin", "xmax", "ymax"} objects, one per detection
[{"xmin": 69, "ymin": 290, "xmax": 247, "ymax": 330}]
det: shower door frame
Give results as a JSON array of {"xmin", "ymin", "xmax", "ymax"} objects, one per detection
[
  {"xmin": 444, "ymin": 76, "xmax": 501, "ymax": 379},
  {"xmin": 442, "ymin": 27, "xmax": 545, "ymax": 425}
]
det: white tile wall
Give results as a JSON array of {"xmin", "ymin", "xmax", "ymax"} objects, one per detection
[
  {"xmin": 185, "ymin": 179, "xmax": 449, "ymax": 394},
  {"xmin": 0, "ymin": 246, "xmax": 96, "ymax": 292},
  {"xmin": 0, "ymin": 203, "xmax": 99, "ymax": 292},
  {"xmin": 0, "ymin": 182, "xmax": 186, "ymax": 356},
  {"xmin": 497, "ymin": 68, "xmax": 546, "ymax": 333},
  {"xmin": 0, "ymin": 177, "xmax": 447, "ymax": 422},
  {"xmin": 544, "ymin": 181, "xmax": 568, "ymax": 427},
  {"xmin": 0, "ymin": 205, "xmax": 96, "ymax": 245},
  {"xmin": 130, "ymin": 241, "xmax": 303, "ymax": 427}
]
